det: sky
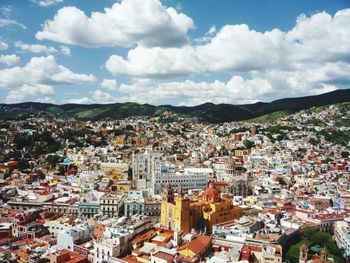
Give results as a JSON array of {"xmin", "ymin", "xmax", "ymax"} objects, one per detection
[{"xmin": 0, "ymin": 0, "xmax": 349, "ymax": 106}]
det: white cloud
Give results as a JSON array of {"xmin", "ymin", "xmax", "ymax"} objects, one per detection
[
  {"xmin": 100, "ymin": 79, "xmax": 117, "ymax": 90},
  {"xmin": 59, "ymin": 45, "xmax": 71, "ymax": 56},
  {"xmin": 31, "ymin": 0, "xmax": 64, "ymax": 7},
  {"xmin": 194, "ymin": 25, "xmax": 217, "ymax": 43},
  {"xmin": 287, "ymin": 9, "xmax": 350, "ymax": 63},
  {"xmin": 0, "ymin": 55, "xmax": 96, "ymax": 103},
  {"xmin": 106, "ymin": 45, "xmax": 202, "ymax": 78},
  {"xmin": 197, "ymin": 25, "xmax": 288, "ymax": 72},
  {"xmin": 0, "ymin": 6, "xmax": 26, "ymax": 30},
  {"xmin": 92, "ymin": 90, "xmax": 117, "ymax": 104},
  {"xmin": 0, "ymin": 18, "xmax": 26, "ymax": 29},
  {"xmin": 0, "ymin": 6, "xmax": 12, "ymax": 19},
  {"xmin": 14, "ymin": 41, "xmax": 57, "ymax": 54},
  {"xmin": 104, "ymin": 8, "xmax": 350, "ymax": 105},
  {"xmin": 14, "ymin": 41, "xmax": 71, "ymax": 56},
  {"xmin": 5, "ymin": 84, "xmax": 55, "ymax": 103},
  {"xmin": 36, "ymin": 0, "xmax": 194, "ymax": 48},
  {"xmin": 106, "ymin": 24, "xmax": 288, "ymax": 78},
  {"xmin": 106, "ymin": 9, "xmax": 350, "ymax": 78},
  {"xmin": 65, "ymin": 90, "xmax": 117, "ymax": 104},
  {"xmin": 35, "ymin": 96, "xmax": 55, "ymax": 103},
  {"xmin": 116, "ymin": 77, "xmax": 272, "ymax": 106},
  {"xmin": 64, "ymin": 97, "xmax": 92, "ymax": 104},
  {"xmin": 0, "ymin": 40, "xmax": 9, "ymax": 50},
  {"xmin": 116, "ymin": 67, "xmax": 339, "ymax": 106},
  {"xmin": 0, "ymin": 54, "xmax": 20, "ymax": 66}
]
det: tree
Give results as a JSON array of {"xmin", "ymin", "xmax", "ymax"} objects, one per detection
[
  {"xmin": 303, "ymin": 227, "xmax": 317, "ymax": 240},
  {"xmin": 243, "ymin": 139, "xmax": 254, "ymax": 149},
  {"xmin": 58, "ymin": 165, "xmax": 66, "ymax": 175},
  {"xmin": 309, "ymin": 137, "xmax": 319, "ymax": 146},
  {"xmin": 125, "ymin": 124, "xmax": 134, "ymax": 131},
  {"xmin": 341, "ymin": 151, "xmax": 350, "ymax": 159},
  {"xmin": 17, "ymin": 158, "xmax": 30, "ymax": 170},
  {"xmin": 276, "ymin": 177, "xmax": 287, "ymax": 186},
  {"xmin": 310, "ymin": 232, "xmax": 332, "ymax": 247},
  {"xmin": 46, "ymin": 155, "xmax": 62, "ymax": 169}
]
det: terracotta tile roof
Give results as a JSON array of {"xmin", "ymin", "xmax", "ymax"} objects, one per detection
[
  {"xmin": 178, "ymin": 235, "xmax": 212, "ymax": 255},
  {"xmin": 153, "ymin": 251, "xmax": 175, "ymax": 261}
]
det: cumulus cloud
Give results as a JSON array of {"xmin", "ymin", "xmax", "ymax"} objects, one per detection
[
  {"xmin": 92, "ymin": 90, "xmax": 117, "ymax": 104},
  {"xmin": 0, "ymin": 40, "xmax": 9, "ymax": 50},
  {"xmin": 106, "ymin": 9, "xmax": 350, "ymax": 77},
  {"xmin": 35, "ymin": 96, "xmax": 55, "ymax": 103},
  {"xmin": 106, "ymin": 24, "xmax": 289, "ymax": 78},
  {"xmin": 102, "ymin": 8, "xmax": 350, "ymax": 105},
  {"xmin": 194, "ymin": 25, "xmax": 217, "ymax": 43},
  {"xmin": 31, "ymin": 0, "xmax": 64, "ymax": 7},
  {"xmin": 0, "ymin": 55, "xmax": 96, "ymax": 103},
  {"xmin": 0, "ymin": 54, "xmax": 20, "ymax": 66},
  {"xmin": 35, "ymin": 0, "xmax": 193, "ymax": 48},
  {"xmin": 14, "ymin": 41, "xmax": 57, "ymax": 54},
  {"xmin": 106, "ymin": 45, "xmax": 202, "ymax": 78},
  {"xmin": 286, "ymin": 9, "xmax": 350, "ymax": 63},
  {"xmin": 14, "ymin": 41, "xmax": 71, "ymax": 56},
  {"xmin": 5, "ymin": 84, "xmax": 55, "ymax": 103},
  {"xmin": 115, "ymin": 68, "xmax": 338, "ymax": 106},
  {"xmin": 64, "ymin": 97, "xmax": 92, "ymax": 104},
  {"xmin": 59, "ymin": 45, "xmax": 71, "ymax": 56},
  {"xmin": 64, "ymin": 89, "xmax": 117, "ymax": 104},
  {"xmin": 0, "ymin": 55, "xmax": 96, "ymax": 88},
  {"xmin": 100, "ymin": 79, "xmax": 117, "ymax": 90}
]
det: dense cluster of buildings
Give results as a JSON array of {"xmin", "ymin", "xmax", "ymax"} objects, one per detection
[{"xmin": 0, "ymin": 104, "xmax": 350, "ymax": 262}]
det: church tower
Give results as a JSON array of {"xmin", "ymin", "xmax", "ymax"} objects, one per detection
[
  {"xmin": 162, "ymin": 182, "xmax": 174, "ymax": 204},
  {"xmin": 299, "ymin": 244, "xmax": 308, "ymax": 263}
]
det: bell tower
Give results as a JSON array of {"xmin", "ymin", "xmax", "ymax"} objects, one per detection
[
  {"xmin": 162, "ymin": 182, "xmax": 174, "ymax": 204},
  {"xmin": 299, "ymin": 244, "xmax": 308, "ymax": 263}
]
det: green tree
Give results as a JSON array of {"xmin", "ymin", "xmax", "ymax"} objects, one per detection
[
  {"xmin": 341, "ymin": 151, "xmax": 350, "ymax": 158},
  {"xmin": 309, "ymin": 137, "xmax": 319, "ymax": 146},
  {"xmin": 46, "ymin": 155, "xmax": 62, "ymax": 169},
  {"xmin": 57, "ymin": 165, "xmax": 66, "ymax": 175},
  {"xmin": 303, "ymin": 227, "xmax": 317, "ymax": 240},
  {"xmin": 310, "ymin": 232, "xmax": 332, "ymax": 247},
  {"xmin": 243, "ymin": 139, "xmax": 254, "ymax": 149}
]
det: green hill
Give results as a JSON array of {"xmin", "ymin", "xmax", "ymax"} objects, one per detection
[{"xmin": 1, "ymin": 89, "xmax": 350, "ymax": 123}]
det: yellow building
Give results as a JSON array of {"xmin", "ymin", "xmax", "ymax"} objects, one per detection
[
  {"xmin": 160, "ymin": 183, "xmax": 243, "ymax": 233},
  {"xmin": 160, "ymin": 184, "xmax": 191, "ymax": 233}
]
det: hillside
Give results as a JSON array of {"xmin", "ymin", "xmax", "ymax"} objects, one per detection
[{"xmin": 1, "ymin": 89, "xmax": 350, "ymax": 123}]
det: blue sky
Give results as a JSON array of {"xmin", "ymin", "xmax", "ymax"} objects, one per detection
[{"xmin": 0, "ymin": 0, "xmax": 349, "ymax": 105}]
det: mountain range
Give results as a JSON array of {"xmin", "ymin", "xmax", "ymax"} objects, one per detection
[{"xmin": 1, "ymin": 89, "xmax": 350, "ymax": 123}]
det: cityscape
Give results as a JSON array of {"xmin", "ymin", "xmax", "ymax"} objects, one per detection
[{"xmin": 1, "ymin": 1, "xmax": 350, "ymax": 263}]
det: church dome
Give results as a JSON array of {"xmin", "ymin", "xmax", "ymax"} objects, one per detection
[
  {"xmin": 203, "ymin": 183, "xmax": 221, "ymax": 202},
  {"xmin": 203, "ymin": 188, "xmax": 220, "ymax": 198}
]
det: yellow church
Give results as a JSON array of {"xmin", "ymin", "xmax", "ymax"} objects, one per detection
[{"xmin": 160, "ymin": 182, "xmax": 243, "ymax": 233}]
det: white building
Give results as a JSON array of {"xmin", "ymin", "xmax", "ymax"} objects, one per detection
[
  {"xmin": 44, "ymin": 218, "xmax": 75, "ymax": 237},
  {"xmin": 334, "ymin": 219, "xmax": 350, "ymax": 257},
  {"xmin": 132, "ymin": 147, "xmax": 162, "ymax": 194},
  {"xmin": 94, "ymin": 239, "xmax": 120, "ymax": 263},
  {"xmin": 212, "ymin": 157, "xmax": 236, "ymax": 182},
  {"xmin": 124, "ymin": 191, "xmax": 145, "ymax": 217},
  {"xmin": 57, "ymin": 223, "xmax": 94, "ymax": 250},
  {"xmin": 154, "ymin": 167, "xmax": 211, "ymax": 194}
]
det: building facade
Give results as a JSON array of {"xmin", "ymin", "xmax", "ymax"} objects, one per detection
[{"xmin": 160, "ymin": 183, "xmax": 243, "ymax": 233}]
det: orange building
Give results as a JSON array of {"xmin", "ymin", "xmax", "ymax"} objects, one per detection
[{"xmin": 160, "ymin": 183, "xmax": 243, "ymax": 233}]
